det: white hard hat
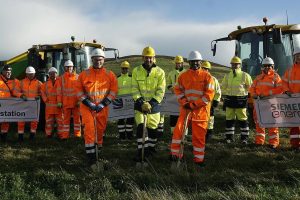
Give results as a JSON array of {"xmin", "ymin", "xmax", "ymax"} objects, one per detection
[
  {"xmin": 48, "ymin": 67, "xmax": 58, "ymax": 73},
  {"xmin": 187, "ymin": 51, "xmax": 202, "ymax": 61},
  {"xmin": 293, "ymin": 46, "xmax": 300, "ymax": 56},
  {"xmin": 262, "ymin": 57, "xmax": 274, "ymax": 65},
  {"xmin": 26, "ymin": 66, "xmax": 36, "ymax": 74},
  {"xmin": 91, "ymin": 48, "xmax": 105, "ymax": 58},
  {"xmin": 64, "ymin": 60, "xmax": 74, "ymax": 67}
]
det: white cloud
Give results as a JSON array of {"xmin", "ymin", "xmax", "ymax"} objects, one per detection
[{"xmin": 0, "ymin": 0, "xmax": 271, "ymax": 65}]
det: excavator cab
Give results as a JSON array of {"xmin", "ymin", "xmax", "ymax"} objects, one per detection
[
  {"xmin": 2, "ymin": 38, "xmax": 119, "ymax": 130},
  {"xmin": 29, "ymin": 39, "xmax": 119, "ymax": 82},
  {"xmin": 211, "ymin": 18, "xmax": 300, "ymax": 77}
]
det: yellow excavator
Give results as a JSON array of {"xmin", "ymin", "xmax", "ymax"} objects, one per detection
[
  {"xmin": 2, "ymin": 36, "xmax": 119, "ymax": 81},
  {"xmin": 0, "ymin": 37, "xmax": 119, "ymax": 130},
  {"xmin": 211, "ymin": 17, "xmax": 300, "ymax": 76},
  {"xmin": 211, "ymin": 17, "xmax": 300, "ymax": 119}
]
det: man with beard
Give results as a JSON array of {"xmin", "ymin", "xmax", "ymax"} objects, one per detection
[{"xmin": 249, "ymin": 57, "xmax": 283, "ymax": 149}]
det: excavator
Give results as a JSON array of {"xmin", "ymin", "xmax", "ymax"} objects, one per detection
[
  {"xmin": 1, "ymin": 36, "xmax": 119, "ymax": 81},
  {"xmin": 0, "ymin": 37, "xmax": 119, "ymax": 130},
  {"xmin": 211, "ymin": 17, "xmax": 300, "ymax": 122},
  {"xmin": 211, "ymin": 17, "xmax": 300, "ymax": 76}
]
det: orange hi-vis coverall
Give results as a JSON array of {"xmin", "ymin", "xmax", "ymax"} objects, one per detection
[
  {"xmin": 170, "ymin": 68, "xmax": 214, "ymax": 164},
  {"xmin": 249, "ymin": 69, "xmax": 283, "ymax": 147},
  {"xmin": 282, "ymin": 63, "xmax": 300, "ymax": 148},
  {"xmin": 57, "ymin": 72, "xmax": 81, "ymax": 138},
  {"xmin": 41, "ymin": 79, "xmax": 62, "ymax": 137},
  {"xmin": 76, "ymin": 67, "xmax": 117, "ymax": 157},
  {"xmin": 18, "ymin": 77, "xmax": 42, "ymax": 134},
  {"xmin": 0, "ymin": 75, "xmax": 20, "ymax": 133}
]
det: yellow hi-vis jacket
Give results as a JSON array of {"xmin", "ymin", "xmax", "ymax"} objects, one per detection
[
  {"xmin": 221, "ymin": 68, "xmax": 252, "ymax": 96},
  {"xmin": 212, "ymin": 76, "xmax": 221, "ymax": 101},
  {"xmin": 131, "ymin": 64, "xmax": 166, "ymax": 113},
  {"xmin": 166, "ymin": 69, "xmax": 186, "ymax": 91},
  {"xmin": 117, "ymin": 73, "xmax": 132, "ymax": 95}
]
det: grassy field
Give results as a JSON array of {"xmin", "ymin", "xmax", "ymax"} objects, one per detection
[{"xmin": 1, "ymin": 57, "xmax": 300, "ymax": 199}]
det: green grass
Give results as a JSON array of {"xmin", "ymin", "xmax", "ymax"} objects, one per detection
[
  {"xmin": 1, "ymin": 109, "xmax": 300, "ymax": 199},
  {"xmin": 1, "ymin": 57, "xmax": 300, "ymax": 199},
  {"xmin": 105, "ymin": 55, "xmax": 229, "ymax": 78}
]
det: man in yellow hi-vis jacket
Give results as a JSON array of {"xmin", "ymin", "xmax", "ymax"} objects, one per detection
[{"xmin": 131, "ymin": 46, "xmax": 166, "ymax": 162}]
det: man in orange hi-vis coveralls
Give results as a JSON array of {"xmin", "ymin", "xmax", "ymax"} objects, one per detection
[
  {"xmin": 170, "ymin": 51, "xmax": 214, "ymax": 166},
  {"xmin": 18, "ymin": 66, "xmax": 42, "ymax": 141},
  {"xmin": 282, "ymin": 47, "xmax": 300, "ymax": 150},
  {"xmin": 249, "ymin": 57, "xmax": 283, "ymax": 149},
  {"xmin": 0, "ymin": 65, "xmax": 21, "ymax": 142},
  {"xmin": 57, "ymin": 60, "xmax": 81, "ymax": 139},
  {"xmin": 76, "ymin": 48, "xmax": 117, "ymax": 165},
  {"xmin": 41, "ymin": 67, "xmax": 62, "ymax": 138}
]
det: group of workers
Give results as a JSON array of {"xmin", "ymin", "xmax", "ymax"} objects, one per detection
[{"xmin": 0, "ymin": 45, "xmax": 300, "ymax": 167}]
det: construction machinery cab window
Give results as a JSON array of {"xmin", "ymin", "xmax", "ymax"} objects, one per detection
[
  {"xmin": 238, "ymin": 31, "xmax": 298, "ymax": 76},
  {"xmin": 238, "ymin": 32, "xmax": 264, "ymax": 77},
  {"xmin": 45, "ymin": 46, "xmax": 95, "ymax": 75}
]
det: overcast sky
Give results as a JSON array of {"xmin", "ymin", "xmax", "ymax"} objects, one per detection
[{"xmin": 0, "ymin": 0, "xmax": 299, "ymax": 65}]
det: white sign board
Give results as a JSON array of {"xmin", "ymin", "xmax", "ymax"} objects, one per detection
[
  {"xmin": 108, "ymin": 91, "xmax": 180, "ymax": 120},
  {"xmin": 0, "ymin": 98, "xmax": 40, "ymax": 122},
  {"xmin": 254, "ymin": 93, "xmax": 300, "ymax": 128}
]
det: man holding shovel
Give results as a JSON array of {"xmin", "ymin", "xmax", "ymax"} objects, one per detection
[
  {"xmin": 170, "ymin": 51, "xmax": 214, "ymax": 167},
  {"xmin": 76, "ymin": 48, "xmax": 118, "ymax": 166},
  {"xmin": 131, "ymin": 46, "xmax": 166, "ymax": 164}
]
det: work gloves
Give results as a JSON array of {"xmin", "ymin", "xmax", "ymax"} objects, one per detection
[
  {"xmin": 82, "ymin": 98, "xmax": 110, "ymax": 113},
  {"xmin": 142, "ymin": 102, "xmax": 152, "ymax": 113},
  {"xmin": 285, "ymin": 91, "xmax": 292, "ymax": 97},
  {"xmin": 20, "ymin": 94, "xmax": 27, "ymax": 101},
  {"xmin": 57, "ymin": 103, "xmax": 63, "ymax": 108},
  {"xmin": 95, "ymin": 103, "xmax": 104, "ymax": 113},
  {"xmin": 252, "ymin": 94, "xmax": 265, "ymax": 99},
  {"xmin": 82, "ymin": 98, "xmax": 97, "ymax": 111},
  {"xmin": 167, "ymin": 85, "xmax": 174, "ymax": 93},
  {"xmin": 183, "ymin": 102, "xmax": 192, "ymax": 110}
]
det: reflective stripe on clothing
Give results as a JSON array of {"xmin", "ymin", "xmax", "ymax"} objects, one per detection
[
  {"xmin": 20, "ymin": 78, "xmax": 42, "ymax": 98},
  {"xmin": 117, "ymin": 73, "xmax": 132, "ymax": 95},
  {"xmin": 76, "ymin": 67, "xmax": 117, "ymax": 105},
  {"xmin": 221, "ymin": 68, "xmax": 252, "ymax": 96},
  {"xmin": 131, "ymin": 65, "xmax": 166, "ymax": 102},
  {"xmin": 282, "ymin": 64, "xmax": 300, "ymax": 93}
]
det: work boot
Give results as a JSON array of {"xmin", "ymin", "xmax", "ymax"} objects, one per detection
[
  {"xmin": 148, "ymin": 146, "xmax": 157, "ymax": 157},
  {"xmin": 29, "ymin": 133, "xmax": 35, "ymax": 140},
  {"xmin": 127, "ymin": 132, "xmax": 134, "ymax": 140},
  {"xmin": 1, "ymin": 133, "xmax": 7, "ymax": 143},
  {"xmin": 241, "ymin": 135, "xmax": 248, "ymax": 145},
  {"xmin": 18, "ymin": 134, "xmax": 24, "ymax": 143},
  {"xmin": 169, "ymin": 155, "xmax": 178, "ymax": 162},
  {"xmin": 206, "ymin": 129, "xmax": 213, "ymax": 141},
  {"xmin": 241, "ymin": 140, "xmax": 248, "ymax": 145},
  {"xmin": 87, "ymin": 153, "xmax": 97, "ymax": 166},
  {"xmin": 119, "ymin": 132, "xmax": 126, "ymax": 140},
  {"xmin": 133, "ymin": 150, "xmax": 142, "ymax": 162},
  {"xmin": 194, "ymin": 162, "xmax": 206, "ymax": 167},
  {"xmin": 225, "ymin": 134, "xmax": 233, "ymax": 144}
]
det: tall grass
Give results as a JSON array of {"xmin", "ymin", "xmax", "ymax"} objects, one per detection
[{"xmin": 1, "ymin": 57, "xmax": 299, "ymax": 199}]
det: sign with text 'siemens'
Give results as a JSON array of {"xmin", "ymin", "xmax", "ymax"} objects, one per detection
[{"xmin": 254, "ymin": 93, "xmax": 300, "ymax": 128}]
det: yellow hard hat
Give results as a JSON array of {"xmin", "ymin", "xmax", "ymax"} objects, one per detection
[
  {"xmin": 174, "ymin": 55, "xmax": 184, "ymax": 63},
  {"xmin": 202, "ymin": 61, "xmax": 211, "ymax": 69},
  {"xmin": 121, "ymin": 61, "xmax": 130, "ymax": 68},
  {"xmin": 230, "ymin": 56, "xmax": 241, "ymax": 64},
  {"xmin": 142, "ymin": 46, "xmax": 155, "ymax": 57}
]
